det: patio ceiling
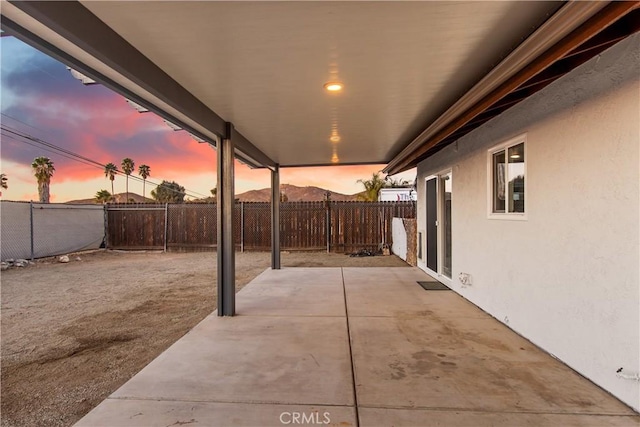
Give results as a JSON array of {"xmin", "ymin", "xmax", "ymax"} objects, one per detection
[{"xmin": 2, "ymin": 1, "xmax": 638, "ymax": 172}]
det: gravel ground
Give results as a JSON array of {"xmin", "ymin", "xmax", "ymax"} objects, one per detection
[{"xmin": 1, "ymin": 250, "xmax": 408, "ymax": 427}]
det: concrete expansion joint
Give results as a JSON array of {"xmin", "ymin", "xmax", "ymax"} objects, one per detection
[
  {"xmin": 341, "ymin": 267, "xmax": 361, "ymax": 427},
  {"xmin": 109, "ymin": 396, "xmax": 355, "ymax": 408},
  {"xmin": 356, "ymin": 404, "xmax": 636, "ymax": 416},
  {"xmin": 235, "ymin": 314, "xmax": 347, "ymax": 318}
]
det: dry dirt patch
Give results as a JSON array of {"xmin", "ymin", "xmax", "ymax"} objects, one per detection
[{"xmin": 1, "ymin": 250, "xmax": 408, "ymax": 427}]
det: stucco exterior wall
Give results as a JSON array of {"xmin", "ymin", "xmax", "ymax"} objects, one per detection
[
  {"xmin": 416, "ymin": 34, "xmax": 639, "ymax": 410},
  {"xmin": 391, "ymin": 218, "xmax": 408, "ymax": 262}
]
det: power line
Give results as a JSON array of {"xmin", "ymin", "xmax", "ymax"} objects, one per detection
[
  {"xmin": 1, "ymin": 112, "xmax": 47, "ymax": 134},
  {"xmin": 3, "ymin": 125, "xmax": 109, "ymax": 169},
  {"xmin": 1, "ymin": 124, "xmax": 211, "ymax": 199},
  {"xmin": 1, "ymin": 131, "xmax": 102, "ymax": 170}
]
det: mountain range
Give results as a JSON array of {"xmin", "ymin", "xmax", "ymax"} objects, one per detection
[
  {"xmin": 66, "ymin": 184, "xmax": 360, "ymax": 204},
  {"xmin": 235, "ymin": 184, "xmax": 359, "ymax": 202},
  {"xmin": 66, "ymin": 192, "xmax": 154, "ymax": 204}
]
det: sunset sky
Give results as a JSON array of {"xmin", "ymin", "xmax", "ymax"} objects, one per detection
[{"xmin": 1, "ymin": 36, "xmax": 415, "ymax": 203}]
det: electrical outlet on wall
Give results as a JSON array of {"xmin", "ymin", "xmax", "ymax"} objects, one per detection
[{"xmin": 458, "ymin": 272, "xmax": 472, "ymax": 286}]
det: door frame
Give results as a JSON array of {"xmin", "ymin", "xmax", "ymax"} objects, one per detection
[
  {"xmin": 425, "ymin": 176, "xmax": 438, "ymax": 275},
  {"xmin": 424, "ymin": 169, "xmax": 453, "ymax": 285}
]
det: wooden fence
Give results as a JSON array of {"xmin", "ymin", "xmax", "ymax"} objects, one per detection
[{"xmin": 106, "ymin": 201, "xmax": 416, "ymax": 253}]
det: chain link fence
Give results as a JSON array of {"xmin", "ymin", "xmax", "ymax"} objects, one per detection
[
  {"xmin": 1, "ymin": 201, "xmax": 105, "ymax": 260},
  {"xmin": 168, "ymin": 203, "xmax": 217, "ymax": 251},
  {"xmin": 1, "ymin": 200, "xmax": 415, "ymax": 260},
  {"xmin": 105, "ymin": 201, "xmax": 416, "ymax": 253},
  {"xmin": 106, "ymin": 203, "xmax": 166, "ymax": 250}
]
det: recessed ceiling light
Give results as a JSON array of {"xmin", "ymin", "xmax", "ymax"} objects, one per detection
[
  {"xmin": 330, "ymin": 135, "xmax": 341, "ymax": 143},
  {"xmin": 510, "ymin": 154, "xmax": 521, "ymax": 159},
  {"xmin": 324, "ymin": 82, "xmax": 344, "ymax": 92}
]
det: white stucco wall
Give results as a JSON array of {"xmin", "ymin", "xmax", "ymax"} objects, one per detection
[
  {"xmin": 416, "ymin": 34, "xmax": 639, "ymax": 410},
  {"xmin": 391, "ymin": 217, "xmax": 407, "ymax": 261}
]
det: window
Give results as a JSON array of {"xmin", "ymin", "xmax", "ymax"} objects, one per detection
[{"xmin": 488, "ymin": 136, "xmax": 526, "ymax": 217}]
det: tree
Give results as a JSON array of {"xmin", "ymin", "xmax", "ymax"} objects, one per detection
[
  {"xmin": 210, "ymin": 187, "xmax": 217, "ymax": 198},
  {"xmin": 151, "ymin": 180, "xmax": 186, "ymax": 203},
  {"xmin": 280, "ymin": 191, "xmax": 288, "ymax": 202},
  {"xmin": 31, "ymin": 156, "xmax": 55, "ymax": 203},
  {"xmin": 121, "ymin": 158, "xmax": 135, "ymax": 203},
  {"xmin": 356, "ymin": 172, "xmax": 386, "ymax": 202},
  {"xmin": 104, "ymin": 163, "xmax": 118, "ymax": 196},
  {"xmin": 94, "ymin": 189, "xmax": 112, "ymax": 204},
  {"xmin": 0, "ymin": 173, "xmax": 7, "ymax": 190},
  {"xmin": 138, "ymin": 164, "xmax": 151, "ymax": 201}
]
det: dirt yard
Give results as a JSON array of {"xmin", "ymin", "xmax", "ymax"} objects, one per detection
[{"xmin": 1, "ymin": 250, "xmax": 408, "ymax": 427}]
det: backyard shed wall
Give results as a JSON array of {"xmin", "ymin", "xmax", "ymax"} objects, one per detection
[{"xmin": 415, "ymin": 34, "xmax": 639, "ymax": 410}]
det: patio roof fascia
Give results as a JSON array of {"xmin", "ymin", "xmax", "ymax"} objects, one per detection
[
  {"xmin": 0, "ymin": 15, "xmax": 227, "ymax": 161},
  {"xmin": 2, "ymin": 0, "xmax": 277, "ymax": 171},
  {"xmin": 383, "ymin": 1, "xmax": 640, "ymax": 175}
]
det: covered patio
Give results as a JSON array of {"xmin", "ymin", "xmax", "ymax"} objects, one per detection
[
  {"xmin": 75, "ymin": 267, "xmax": 637, "ymax": 426},
  {"xmin": 3, "ymin": 2, "xmax": 639, "ymax": 423},
  {"xmin": 3, "ymin": 1, "xmax": 637, "ymax": 316}
]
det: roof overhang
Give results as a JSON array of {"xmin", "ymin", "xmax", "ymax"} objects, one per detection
[
  {"xmin": 384, "ymin": 1, "xmax": 640, "ymax": 174},
  {"xmin": 2, "ymin": 1, "xmax": 638, "ymax": 173},
  {"xmin": 1, "ymin": 0, "xmax": 277, "ymax": 170}
]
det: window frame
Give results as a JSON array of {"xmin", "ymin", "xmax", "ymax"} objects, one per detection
[{"xmin": 486, "ymin": 134, "xmax": 527, "ymax": 220}]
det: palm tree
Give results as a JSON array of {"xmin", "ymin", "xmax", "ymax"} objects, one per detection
[
  {"xmin": 31, "ymin": 156, "xmax": 55, "ymax": 203},
  {"xmin": 121, "ymin": 158, "xmax": 135, "ymax": 203},
  {"xmin": 356, "ymin": 172, "xmax": 386, "ymax": 201},
  {"xmin": 94, "ymin": 189, "xmax": 112, "ymax": 204},
  {"xmin": 138, "ymin": 164, "xmax": 151, "ymax": 201},
  {"xmin": 104, "ymin": 163, "xmax": 118, "ymax": 197}
]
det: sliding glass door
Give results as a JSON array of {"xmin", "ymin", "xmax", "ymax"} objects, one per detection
[
  {"xmin": 441, "ymin": 171, "xmax": 452, "ymax": 279},
  {"xmin": 425, "ymin": 171, "xmax": 452, "ymax": 280}
]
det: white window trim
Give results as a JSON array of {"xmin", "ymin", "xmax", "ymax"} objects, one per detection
[{"xmin": 486, "ymin": 133, "xmax": 528, "ymax": 220}]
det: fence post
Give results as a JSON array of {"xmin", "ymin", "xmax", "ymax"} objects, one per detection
[
  {"xmin": 325, "ymin": 200, "xmax": 331, "ymax": 253},
  {"xmin": 381, "ymin": 204, "xmax": 386, "ymax": 246},
  {"xmin": 240, "ymin": 201, "xmax": 244, "ymax": 253},
  {"xmin": 163, "ymin": 203, "xmax": 168, "ymax": 253},
  {"xmin": 103, "ymin": 204, "xmax": 108, "ymax": 249},
  {"xmin": 29, "ymin": 201, "xmax": 34, "ymax": 260}
]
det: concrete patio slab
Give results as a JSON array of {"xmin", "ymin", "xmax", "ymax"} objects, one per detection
[
  {"xmin": 77, "ymin": 400, "xmax": 357, "ymax": 427},
  {"xmin": 345, "ymin": 281, "xmax": 487, "ymax": 318},
  {"xmin": 359, "ymin": 407, "xmax": 640, "ymax": 427},
  {"xmin": 75, "ymin": 267, "xmax": 639, "ymax": 426},
  {"xmin": 343, "ymin": 267, "xmax": 475, "ymax": 319},
  {"xmin": 342, "ymin": 266, "xmax": 434, "ymax": 286},
  {"xmin": 249, "ymin": 267, "xmax": 344, "ymax": 286},
  {"xmin": 111, "ymin": 315, "xmax": 353, "ymax": 406},
  {"xmin": 237, "ymin": 279, "xmax": 345, "ymax": 317},
  {"xmin": 349, "ymin": 313, "xmax": 633, "ymax": 414}
]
